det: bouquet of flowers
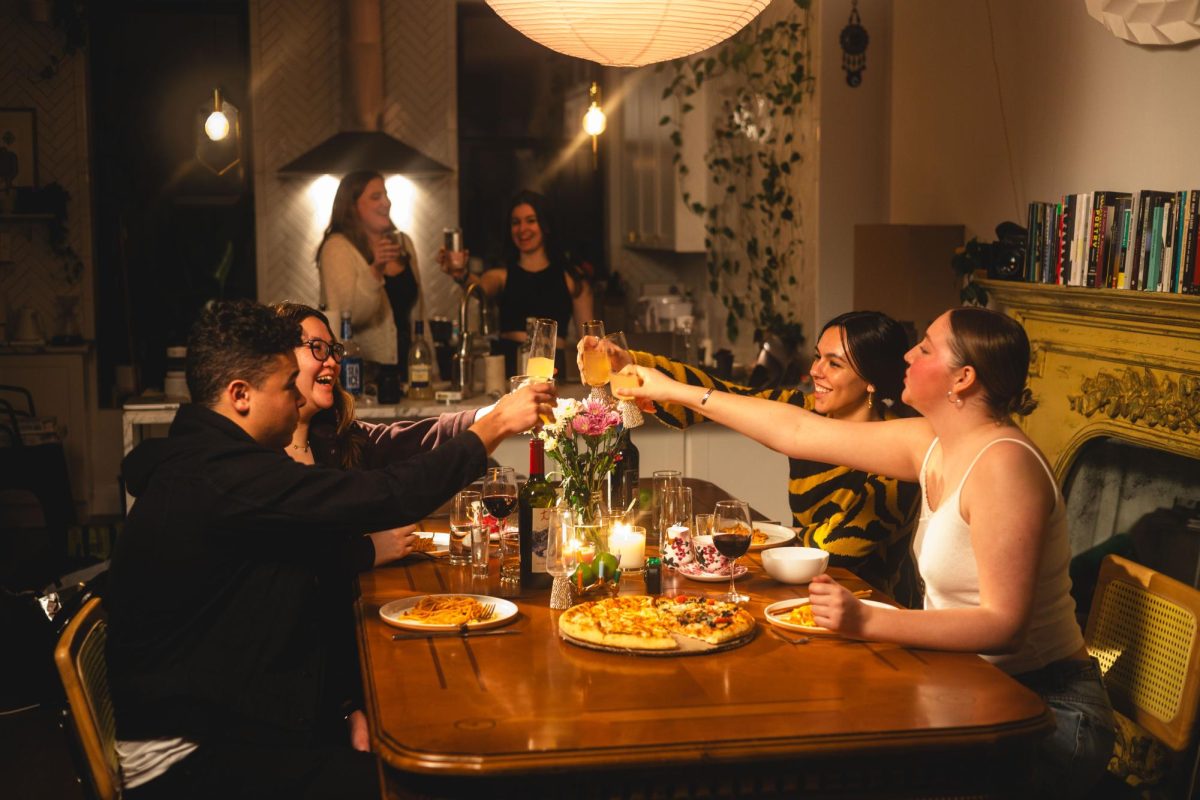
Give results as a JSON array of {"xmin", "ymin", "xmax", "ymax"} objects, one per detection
[{"xmin": 538, "ymin": 396, "xmax": 625, "ymax": 521}]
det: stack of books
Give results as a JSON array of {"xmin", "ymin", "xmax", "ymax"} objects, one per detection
[{"xmin": 1023, "ymin": 190, "xmax": 1200, "ymax": 293}]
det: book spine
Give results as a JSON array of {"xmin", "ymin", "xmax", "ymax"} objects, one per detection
[
  {"xmin": 1055, "ymin": 200, "xmax": 1066, "ymax": 285},
  {"xmin": 1148, "ymin": 204, "xmax": 1164, "ymax": 292},
  {"xmin": 1087, "ymin": 191, "xmax": 1106, "ymax": 288},
  {"xmin": 1122, "ymin": 191, "xmax": 1142, "ymax": 289},
  {"xmin": 1043, "ymin": 204, "xmax": 1056, "ymax": 283},
  {"xmin": 1182, "ymin": 190, "xmax": 1198, "ymax": 294}
]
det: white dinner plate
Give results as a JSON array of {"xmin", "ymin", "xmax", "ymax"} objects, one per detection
[
  {"xmin": 764, "ymin": 597, "xmax": 894, "ymax": 634},
  {"xmin": 750, "ymin": 522, "xmax": 796, "ymax": 551},
  {"xmin": 379, "ymin": 594, "xmax": 518, "ymax": 632},
  {"xmin": 413, "ymin": 531, "xmax": 450, "ymax": 556},
  {"xmin": 677, "ymin": 562, "xmax": 750, "ymax": 582}
]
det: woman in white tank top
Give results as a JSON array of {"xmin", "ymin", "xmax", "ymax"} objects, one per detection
[{"xmin": 623, "ymin": 306, "xmax": 1113, "ymax": 798}]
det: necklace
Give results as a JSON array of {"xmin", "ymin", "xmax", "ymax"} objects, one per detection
[{"xmin": 291, "ymin": 440, "xmax": 310, "ymax": 453}]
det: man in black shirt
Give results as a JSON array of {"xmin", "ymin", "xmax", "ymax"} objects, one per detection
[{"xmin": 106, "ymin": 300, "xmax": 550, "ymax": 799}]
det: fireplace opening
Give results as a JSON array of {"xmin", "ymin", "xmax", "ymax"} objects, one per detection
[{"xmin": 1064, "ymin": 437, "xmax": 1200, "ymax": 623}]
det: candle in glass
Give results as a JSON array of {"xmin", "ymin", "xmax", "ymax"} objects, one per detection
[{"xmin": 608, "ymin": 523, "xmax": 646, "ymax": 573}]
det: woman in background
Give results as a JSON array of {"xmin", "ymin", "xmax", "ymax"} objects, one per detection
[
  {"xmin": 594, "ymin": 311, "xmax": 920, "ymax": 603},
  {"xmin": 439, "ymin": 189, "xmax": 593, "ymax": 376},
  {"xmin": 625, "ymin": 306, "xmax": 1113, "ymax": 798},
  {"xmin": 317, "ymin": 171, "xmax": 420, "ymax": 370}
]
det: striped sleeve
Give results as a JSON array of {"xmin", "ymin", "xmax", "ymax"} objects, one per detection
[{"xmin": 629, "ymin": 350, "xmax": 812, "ymax": 429}]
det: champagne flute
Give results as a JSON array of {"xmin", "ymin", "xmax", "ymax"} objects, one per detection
[
  {"xmin": 579, "ymin": 320, "xmax": 610, "ymax": 388},
  {"xmin": 483, "ymin": 467, "xmax": 519, "ymax": 579},
  {"xmin": 526, "ymin": 318, "xmax": 557, "ymax": 381},
  {"xmin": 509, "ymin": 374, "xmax": 556, "ymax": 427},
  {"xmin": 713, "ymin": 500, "xmax": 752, "ymax": 603},
  {"xmin": 546, "ymin": 507, "xmax": 575, "ymax": 608},
  {"xmin": 604, "ymin": 332, "xmax": 638, "ymax": 399}
]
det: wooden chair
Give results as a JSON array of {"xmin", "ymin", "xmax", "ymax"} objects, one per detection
[
  {"xmin": 54, "ymin": 597, "xmax": 121, "ymax": 799},
  {"xmin": 1085, "ymin": 554, "xmax": 1200, "ymax": 796}
]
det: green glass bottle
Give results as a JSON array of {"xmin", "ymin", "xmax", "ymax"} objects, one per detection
[{"xmin": 518, "ymin": 437, "xmax": 555, "ymax": 589}]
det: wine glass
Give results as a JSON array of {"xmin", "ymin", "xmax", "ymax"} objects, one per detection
[
  {"xmin": 713, "ymin": 500, "xmax": 752, "ymax": 603},
  {"xmin": 652, "ymin": 470, "xmax": 682, "ymax": 554},
  {"xmin": 483, "ymin": 466, "xmax": 518, "ymax": 576},
  {"xmin": 579, "ymin": 320, "xmax": 610, "ymax": 389},
  {"xmin": 527, "ymin": 318, "xmax": 558, "ymax": 381}
]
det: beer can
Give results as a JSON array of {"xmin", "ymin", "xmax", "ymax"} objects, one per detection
[{"xmin": 443, "ymin": 227, "xmax": 463, "ymax": 253}]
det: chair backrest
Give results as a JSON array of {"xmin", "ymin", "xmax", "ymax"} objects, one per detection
[
  {"xmin": 1085, "ymin": 554, "xmax": 1200, "ymax": 753},
  {"xmin": 54, "ymin": 597, "xmax": 121, "ymax": 800}
]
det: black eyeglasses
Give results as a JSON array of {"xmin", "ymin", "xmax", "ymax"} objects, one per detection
[{"xmin": 301, "ymin": 339, "xmax": 346, "ymax": 363}]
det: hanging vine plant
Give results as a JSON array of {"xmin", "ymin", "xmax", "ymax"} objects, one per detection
[{"xmin": 660, "ymin": 0, "xmax": 814, "ymax": 344}]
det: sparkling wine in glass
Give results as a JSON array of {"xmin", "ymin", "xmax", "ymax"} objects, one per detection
[
  {"xmin": 603, "ymin": 331, "xmax": 639, "ymax": 399},
  {"xmin": 509, "ymin": 374, "xmax": 556, "ymax": 427},
  {"xmin": 579, "ymin": 320, "xmax": 610, "ymax": 388},
  {"xmin": 526, "ymin": 318, "xmax": 557, "ymax": 381},
  {"xmin": 713, "ymin": 500, "xmax": 752, "ymax": 603}
]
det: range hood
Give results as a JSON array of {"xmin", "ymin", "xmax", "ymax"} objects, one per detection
[{"xmin": 277, "ymin": 0, "xmax": 451, "ymax": 178}]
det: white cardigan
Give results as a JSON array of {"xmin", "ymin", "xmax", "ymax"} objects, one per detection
[{"xmin": 318, "ymin": 233, "xmax": 398, "ymax": 364}]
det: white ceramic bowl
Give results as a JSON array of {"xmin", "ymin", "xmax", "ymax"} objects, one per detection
[{"xmin": 761, "ymin": 546, "xmax": 829, "ymax": 584}]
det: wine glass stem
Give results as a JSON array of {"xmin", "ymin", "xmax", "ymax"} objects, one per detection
[{"xmin": 729, "ymin": 556, "xmax": 737, "ymax": 600}]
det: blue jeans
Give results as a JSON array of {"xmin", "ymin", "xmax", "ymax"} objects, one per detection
[{"xmin": 1014, "ymin": 657, "xmax": 1115, "ymax": 799}]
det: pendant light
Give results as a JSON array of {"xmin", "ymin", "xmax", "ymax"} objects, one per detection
[{"xmin": 485, "ymin": 0, "xmax": 769, "ymax": 67}]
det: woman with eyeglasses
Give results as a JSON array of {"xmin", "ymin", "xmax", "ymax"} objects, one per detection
[{"xmin": 271, "ymin": 300, "xmax": 553, "ymax": 753}]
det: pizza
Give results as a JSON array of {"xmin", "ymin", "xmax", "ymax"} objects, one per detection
[
  {"xmin": 413, "ymin": 536, "xmax": 438, "ymax": 553},
  {"xmin": 558, "ymin": 595, "xmax": 755, "ymax": 651}
]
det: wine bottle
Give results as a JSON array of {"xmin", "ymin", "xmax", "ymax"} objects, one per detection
[
  {"xmin": 340, "ymin": 311, "xmax": 363, "ymax": 397},
  {"xmin": 518, "ymin": 437, "xmax": 555, "ymax": 589},
  {"xmin": 607, "ymin": 430, "xmax": 640, "ymax": 510},
  {"xmin": 407, "ymin": 319, "xmax": 433, "ymax": 400}
]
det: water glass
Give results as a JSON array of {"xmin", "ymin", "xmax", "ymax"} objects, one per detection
[
  {"xmin": 470, "ymin": 525, "xmax": 490, "ymax": 578},
  {"xmin": 652, "ymin": 470, "xmax": 682, "ymax": 552},
  {"xmin": 500, "ymin": 529, "xmax": 521, "ymax": 583},
  {"xmin": 448, "ymin": 490, "xmax": 479, "ymax": 566}
]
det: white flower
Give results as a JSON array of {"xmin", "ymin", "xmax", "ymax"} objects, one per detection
[{"xmin": 544, "ymin": 437, "xmax": 558, "ymax": 452}]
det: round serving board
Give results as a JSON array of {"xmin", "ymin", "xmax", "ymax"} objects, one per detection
[{"xmin": 559, "ymin": 625, "xmax": 756, "ymax": 657}]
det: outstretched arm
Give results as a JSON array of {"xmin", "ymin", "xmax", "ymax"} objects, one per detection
[{"xmin": 626, "ymin": 364, "xmax": 932, "ymax": 482}]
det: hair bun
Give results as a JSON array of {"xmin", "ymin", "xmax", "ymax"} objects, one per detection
[{"xmin": 1008, "ymin": 388, "xmax": 1037, "ymax": 418}]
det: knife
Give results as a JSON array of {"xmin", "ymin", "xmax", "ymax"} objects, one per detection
[{"xmin": 392, "ymin": 629, "xmax": 520, "ymax": 641}]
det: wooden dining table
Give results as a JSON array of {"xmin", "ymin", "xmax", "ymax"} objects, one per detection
[{"xmin": 355, "ymin": 479, "xmax": 1051, "ymax": 799}]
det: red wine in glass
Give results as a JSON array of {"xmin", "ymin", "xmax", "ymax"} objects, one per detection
[
  {"xmin": 713, "ymin": 531, "xmax": 751, "ymax": 559},
  {"xmin": 483, "ymin": 494, "xmax": 517, "ymax": 519}
]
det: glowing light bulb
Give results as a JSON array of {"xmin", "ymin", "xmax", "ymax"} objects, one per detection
[
  {"xmin": 204, "ymin": 110, "xmax": 230, "ymax": 141},
  {"xmin": 582, "ymin": 103, "xmax": 607, "ymax": 137}
]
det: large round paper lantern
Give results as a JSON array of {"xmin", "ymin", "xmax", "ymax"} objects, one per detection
[
  {"xmin": 485, "ymin": 0, "xmax": 770, "ymax": 67},
  {"xmin": 1085, "ymin": 0, "xmax": 1200, "ymax": 45}
]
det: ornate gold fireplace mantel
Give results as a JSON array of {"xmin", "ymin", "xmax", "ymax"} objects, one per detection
[{"xmin": 980, "ymin": 281, "xmax": 1200, "ymax": 483}]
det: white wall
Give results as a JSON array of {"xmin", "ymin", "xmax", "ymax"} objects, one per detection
[
  {"xmin": 890, "ymin": 0, "xmax": 1200, "ymax": 241},
  {"xmin": 816, "ymin": 0, "xmax": 893, "ymax": 327}
]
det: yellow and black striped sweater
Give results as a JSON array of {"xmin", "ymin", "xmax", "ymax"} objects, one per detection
[{"xmin": 631, "ymin": 351, "xmax": 920, "ymax": 600}]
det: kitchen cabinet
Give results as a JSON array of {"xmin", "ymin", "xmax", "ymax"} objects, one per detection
[{"xmin": 620, "ymin": 66, "xmax": 707, "ymax": 252}]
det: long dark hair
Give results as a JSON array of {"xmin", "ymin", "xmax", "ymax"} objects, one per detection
[
  {"xmin": 270, "ymin": 301, "xmax": 362, "ymax": 468},
  {"xmin": 947, "ymin": 306, "xmax": 1037, "ymax": 421},
  {"xmin": 504, "ymin": 189, "xmax": 586, "ymax": 298},
  {"xmin": 315, "ymin": 170, "xmax": 382, "ymax": 266},
  {"xmin": 821, "ymin": 311, "xmax": 914, "ymax": 419}
]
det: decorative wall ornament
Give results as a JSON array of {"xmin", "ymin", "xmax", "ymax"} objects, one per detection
[
  {"xmin": 1085, "ymin": 0, "xmax": 1200, "ymax": 46},
  {"xmin": 1069, "ymin": 366, "xmax": 1200, "ymax": 434},
  {"xmin": 485, "ymin": 0, "xmax": 769, "ymax": 67},
  {"xmin": 839, "ymin": 0, "xmax": 868, "ymax": 87}
]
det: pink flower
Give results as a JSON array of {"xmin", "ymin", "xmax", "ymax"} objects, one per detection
[{"xmin": 571, "ymin": 401, "xmax": 620, "ymax": 437}]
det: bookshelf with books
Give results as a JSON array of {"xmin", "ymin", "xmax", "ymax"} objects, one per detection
[{"xmin": 1021, "ymin": 189, "xmax": 1200, "ymax": 295}]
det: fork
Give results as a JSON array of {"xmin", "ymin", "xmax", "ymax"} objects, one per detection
[
  {"xmin": 475, "ymin": 602, "xmax": 495, "ymax": 622},
  {"xmin": 769, "ymin": 628, "xmax": 810, "ymax": 646}
]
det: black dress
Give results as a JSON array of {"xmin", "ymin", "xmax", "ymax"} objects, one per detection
[
  {"xmin": 496, "ymin": 261, "xmax": 575, "ymax": 377},
  {"xmin": 383, "ymin": 266, "xmax": 418, "ymax": 380}
]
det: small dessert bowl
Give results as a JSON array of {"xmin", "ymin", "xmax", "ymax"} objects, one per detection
[{"xmin": 761, "ymin": 546, "xmax": 829, "ymax": 584}]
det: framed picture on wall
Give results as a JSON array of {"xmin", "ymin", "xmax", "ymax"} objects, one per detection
[{"xmin": 0, "ymin": 108, "xmax": 38, "ymax": 191}]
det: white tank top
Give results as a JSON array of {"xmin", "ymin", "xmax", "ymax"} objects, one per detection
[{"xmin": 912, "ymin": 437, "xmax": 1083, "ymax": 675}]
